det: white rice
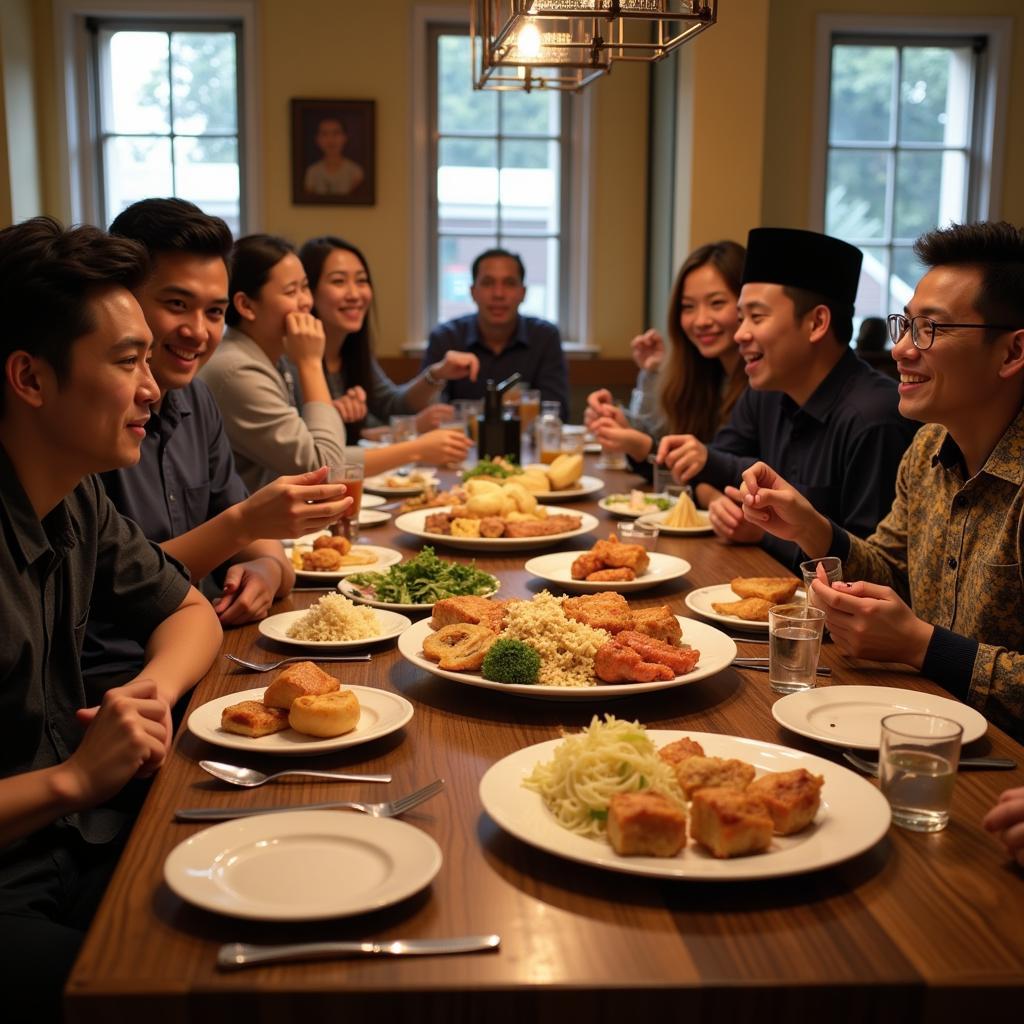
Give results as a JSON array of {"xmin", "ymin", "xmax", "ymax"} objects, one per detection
[{"xmin": 286, "ymin": 594, "xmax": 381, "ymax": 642}]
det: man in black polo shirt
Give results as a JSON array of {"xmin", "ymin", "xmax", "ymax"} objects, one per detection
[
  {"xmin": 657, "ymin": 227, "xmax": 918, "ymax": 569},
  {"xmin": 0, "ymin": 218, "xmax": 222, "ymax": 1016}
]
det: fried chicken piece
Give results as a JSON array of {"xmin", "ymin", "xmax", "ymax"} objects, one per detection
[
  {"xmin": 614, "ymin": 630, "xmax": 700, "ymax": 675},
  {"xmin": 478, "ymin": 516, "xmax": 505, "ymax": 538},
  {"xmin": 674, "ymin": 755, "xmax": 756, "ymax": 799},
  {"xmin": 571, "ymin": 552, "xmax": 605, "ymax": 580},
  {"xmin": 592, "ymin": 535, "xmax": 649, "ymax": 575},
  {"xmin": 430, "ymin": 596, "xmax": 506, "ymax": 633},
  {"xmin": 594, "ymin": 642, "xmax": 674, "ymax": 683},
  {"xmin": 503, "ymin": 514, "xmax": 581, "ymax": 538},
  {"xmin": 711, "ymin": 597, "xmax": 775, "ymax": 622},
  {"xmin": 607, "ymin": 791, "xmax": 687, "ymax": 857},
  {"xmin": 729, "ymin": 577, "xmax": 800, "ymax": 605},
  {"xmin": 659, "ymin": 737, "xmax": 706, "ymax": 769},
  {"xmin": 586, "ymin": 567, "xmax": 636, "ymax": 582},
  {"xmin": 562, "ymin": 592, "xmax": 632, "ymax": 633},
  {"xmin": 631, "ymin": 605, "xmax": 682, "ymax": 644},
  {"xmin": 312, "ymin": 534, "xmax": 351, "ymax": 554},
  {"xmin": 301, "ymin": 547, "xmax": 343, "ymax": 571},
  {"xmin": 422, "ymin": 622, "xmax": 497, "ymax": 671},
  {"xmin": 747, "ymin": 769, "xmax": 824, "ymax": 835},
  {"xmin": 424, "ymin": 512, "xmax": 453, "ymax": 535}
]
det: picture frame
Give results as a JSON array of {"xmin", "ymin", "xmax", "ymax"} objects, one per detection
[{"xmin": 291, "ymin": 98, "xmax": 375, "ymax": 206}]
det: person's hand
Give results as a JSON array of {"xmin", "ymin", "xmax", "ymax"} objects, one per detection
[
  {"xmin": 239, "ymin": 467, "xmax": 352, "ymax": 541},
  {"xmin": 811, "ymin": 572, "xmax": 934, "ymax": 668},
  {"xmin": 415, "ymin": 427, "xmax": 473, "ymax": 466},
  {"xmin": 591, "ymin": 417, "xmax": 651, "ymax": 461},
  {"xmin": 331, "ymin": 386, "xmax": 367, "ymax": 423},
  {"xmin": 65, "ymin": 680, "xmax": 170, "ymax": 803},
  {"xmin": 734, "ymin": 462, "xmax": 832, "ymax": 551},
  {"xmin": 429, "ymin": 351, "xmax": 479, "ymax": 382},
  {"xmin": 656, "ymin": 434, "xmax": 708, "ymax": 483},
  {"xmin": 709, "ymin": 488, "xmax": 765, "ymax": 544},
  {"xmin": 983, "ymin": 786, "xmax": 1024, "ymax": 867},
  {"xmin": 283, "ymin": 311, "xmax": 326, "ymax": 364},
  {"xmin": 212, "ymin": 557, "xmax": 283, "ymax": 626},
  {"xmin": 585, "ymin": 388, "xmax": 627, "ymax": 427},
  {"xmin": 415, "ymin": 403, "xmax": 455, "ymax": 433},
  {"xmin": 630, "ymin": 328, "xmax": 665, "ymax": 371}
]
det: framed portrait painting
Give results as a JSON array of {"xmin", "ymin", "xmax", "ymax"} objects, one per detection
[{"xmin": 291, "ymin": 98, "xmax": 375, "ymax": 205}]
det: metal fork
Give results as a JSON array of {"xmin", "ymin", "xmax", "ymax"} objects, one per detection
[
  {"xmin": 842, "ymin": 750, "xmax": 1015, "ymax": 777},
  {"xmin": 175, "ymin": 778, "xmax": 445, "ymax": 822},
  {"xmin": 225, "ymin": 653, "xmax": 371, "ymax": 673}
]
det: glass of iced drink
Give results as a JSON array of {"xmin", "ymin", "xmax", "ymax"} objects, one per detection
[
  {"xmin": 768, "ymin": 603, "xmax": 825, "ymax": 694},
  {"xmin": 330, "ymin": 462, "xmax": 364, "ymax": 543}
]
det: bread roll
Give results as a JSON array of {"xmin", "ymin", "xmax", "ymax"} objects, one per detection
[
  {"xmin": 221, "ymin": 700, "xmax": 290, "ymax": 738},
  {"xmin": 288, "ymin": 689, "xmax": 361, "ymax": 737},
  {"xmin": 263, "ymin": 661, "xmax": 340, "ymax": 709},
  {"xmin": 547, "ymin": 453, "xmax": 583, "ymax": 490}
]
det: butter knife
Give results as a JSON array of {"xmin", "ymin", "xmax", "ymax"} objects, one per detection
[
  {"xmin": 218, "ymin": 934, "xmax": 501, "ymax": 969},
  {"xmin": 733, "ymin": 659, "xmax": 832, "ymax": 677}
]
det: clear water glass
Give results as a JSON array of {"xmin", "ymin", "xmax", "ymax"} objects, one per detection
[
  {"xmin": 616, "ymin": 520, "xmax": 659, "ymax": 552},
  {"xmin": 800, "ymin": 556, "xmax": 843, "ymax": 607},
  {"xmin": 768, "ymin": 603, "xmax": 825, "ymax": 694}
]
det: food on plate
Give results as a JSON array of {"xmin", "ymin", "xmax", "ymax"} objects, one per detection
[
  {"xmin": 220, "ymin": 700, "xmax": 290, "ymax": 738},
  {"xmin": 607, "ymin": 791, "xmax": 688, "ymax": 857},
  {"xmin": 461, "ymin": 456, "xmax": 521, "ymax": 481},
  {"xmin": 658, "ymin": 737, "xmax": 706, "ymax": 768},
  {"xmin": 314, "ymin": 534, "xmax": 351, "ymax": 554},
  {"xmin": 288, "ymin": 689, "xmax": 361, "ymax": 738},
  {"xmin": 378, "ymin": 469, "xmax": 435, "ymax": 489},
  {"xmin": 711, "ymin": 596, "xmax": 775, "ymax": 622},
  {"xmin": 594, "ymin": 631, "xmax": 700, "ymax": 684},
  {"xmin": 503, "ymin": 515, "xmax": 581, "ymax": 538},
  {"xmin": 747, "ymin": 768, "xmax": 824, "ymax": 835},
  {"xmin": 546, "ymin": 452, "xmax": 583, "ymax": 490},
  {"xmin": 286, "ymin": 593, "xmax": 382, "ymax": 642},
  {"xmin": 585, "ymin": 568, "xmax": 636, "ymax": 582},
  {"xmin": 663, "ymin": 490, "xmax": 705, "ymax": 528},
  {"xmin": 290, "ymin": 538, "xmax": 379, "ymax": 572},
  {"xmin": 562, "ymin": 591, "xmax": 632, "ymax": 633},
  {"xmin": 345, "ymin": 546, "xmax": 497, "ymax": 605},
  {"xmin": 431, "ymin": 595, "xmax": 509, "ymax": 633},
  {"xmin": 299, "ymin": 546, "xmax": 345, "ymax": 571},
  {"xmin": 451, "ymin": 517, "xmax": 482, "ymax": 538},
  {"xmin": 604, "ymin": 490, "xmax": 674, "ymax": 514},
  {"xmin": 481, "ymin": 638, "xmax": 542, "ymax": 685},
  {"xmin": 263, "ymin": 660, "xmax": 340, "ymax": 709},
  {"xmin": 461, "ymin": 453, "xmax": 581, "ymax": 493},
  {"xmin": 673, "ymin": 755, "xmax": 757, "ymax": 799},
  {"xmin": 571, "ymin": 535, "xmax": 649, "ymax": 581},
  {"xmin": 422, "ymin": 622, "xmax": 497, "ymax": 671},
  {"xmin": 689, "ymin": 788, "xmax": 774, "ymax": 859},
  {"xmin": 730, "ymin": 577, "xmax": 801, "ymax": 605},
  {"xmin": 631, "ymin": 606, "xmax": 683, "ymax": 644},
  {"xmin": 398, "ymin": 486, "xmax": 461, "ymax": 512}
]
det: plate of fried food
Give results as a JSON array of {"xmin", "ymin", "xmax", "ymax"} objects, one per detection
[
  {"xmin": 394, "ymin": 502, "xmax": 598, "ymax": 551},
  {"xmin": 396, "ymin": 591, "xmax": 736, "ymax": 699},
  {"xmin": 598, "ymin": 491, "xmax": 675, "ymax": 518},
  {"xmin": 461, "ymin": 454, "xmax": 603, "ymax": 501},
  {"xmin": 287, "ymin": 534, "xmax": 403, "ymax": 579},
  {"xmin": 524, "ymin": 535, "xmax": 690, "ymax": 593},
  {"xmin": 479, "ymin": 715, "xmax": 890, "ymax": 880},
  {"xmin": 259, "ymin": 593, "xmax": 411, "ymax": 648},
  {"xmin": 637, "ymin": 491, "xmax": 712, "ymax": 535},
  {"xmin": 685, "ymin": 578, "xmax": 804, "ymax": 633},
  {"xmin": 363, "ymin": 469, "xmax": 438, "ymax": 497},
  {"xmin": 187, "ymin": 661, "xmax": 414, "ymax": 755}
]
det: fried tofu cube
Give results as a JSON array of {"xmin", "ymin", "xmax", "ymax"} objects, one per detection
[
  {"xmin": 747, "ymin": 769, "xmax": 824, "ymax": 835},
  {"xmin": 690, "ymin": 788, "xmax": 773, "ymax": 859},
  {"xmin": 607, "ymin": 791, "xmax": 687, "ymax": 857},
  {"xmin": 220, "ymin": 700, "xmax": 290, "ymax": 738},
  {"xmin": 674, "ymin": 755, "xmax": 756, "ymax": 799},
  {"xmin": 658, "ymin": 737, "xmax": 706, "ymax": 770}
]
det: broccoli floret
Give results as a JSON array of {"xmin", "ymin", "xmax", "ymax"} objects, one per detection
[{"xmin": 481, "ymin": 638, "xmax": 541, "ymax": 685}]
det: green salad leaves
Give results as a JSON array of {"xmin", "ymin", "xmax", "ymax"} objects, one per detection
[{"xmin": 346, "ymin": 547, "xmax": 498, "ymax": 605}]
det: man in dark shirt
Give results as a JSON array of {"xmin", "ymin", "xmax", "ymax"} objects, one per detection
[
  {"xmin": 423, "ymin": 248, "xmax": 570, "ymax": 419},
  {"xmin": 658, "ymin": 228, "xmax": 917, "ymax": 568},
  {"xmin": 0, "ymin": 218, "xmax": 222, "ymax": 1016}
]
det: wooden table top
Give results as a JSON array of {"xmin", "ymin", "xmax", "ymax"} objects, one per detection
[{"xmin": 65, "ymin": 464, "xmax": 1024, "ymax": 1022}]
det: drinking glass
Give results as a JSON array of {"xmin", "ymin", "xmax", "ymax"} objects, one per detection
[
  {"xmin": 880, "ymin": 713, "xmax": 962, "ymax": 832},
  {"xmin": 617, "ymin": 520, "xmax": 659, "ymax": 552},
  {"xmin": 800, "ymin": 556, "xmax": 843, "ymax": 607},
  {"xmin": 330, "ymin": 462, "xmax": 364, "ymax": 543},
  {"xmin": 768, "ymin": 603, "xmax": 826, "ymax": 694},
  {"xmin": 437, "ymin": 416, "xmax": 470, "ymax": 470},
  {"xmin": 561, "ymin": 425, "xmax": 585, "ymax": 456},
  {"xmin": 518, "ymin": 388, "xmax": 541, "ymax": 448},
  {"xmin": 389, "ymin": 414, "xmax": 417, "ymax": 443},
  {"xmin": 452, "ymin": 399, "xmax": 482, "ymax": 446}
]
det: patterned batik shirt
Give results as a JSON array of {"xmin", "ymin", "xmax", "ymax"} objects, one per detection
[{"xmin": 831, "ymin": 407, "xmax": 1024, "ymax": 742}]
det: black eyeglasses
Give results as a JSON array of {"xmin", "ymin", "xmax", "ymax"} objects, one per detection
[{"xmin": 887, "ymin": 313, "xmax": 1019, "ymax": 351}]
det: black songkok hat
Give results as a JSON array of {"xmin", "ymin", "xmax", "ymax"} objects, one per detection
[{"xmin": 741, "ymin": 227, "xmax": 863, "ymax": 313}]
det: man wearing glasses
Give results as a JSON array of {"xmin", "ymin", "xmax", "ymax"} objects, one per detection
[{"xmin": 734, "ymin": 220, "xmax": 1024, "ymax": 756}]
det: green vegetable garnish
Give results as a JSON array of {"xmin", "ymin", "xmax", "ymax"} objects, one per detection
[
  {"xmin": 347, "ymin": 547, "xmax": 498, "ymax": 604},
  {"xmin": 589, "ymin": 808, "xmax": 608, "ymax": 821},
  {"xmin": 461, "ymin": 457, "xmax": 521, "ymax": 482},
  {"xmin": 481, "ymin": 638, "xmax": 542, "ymax": 685}
]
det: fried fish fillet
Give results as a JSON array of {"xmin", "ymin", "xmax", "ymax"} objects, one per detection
[
  {"xmin": 594, "ymin": 642, "xmax": 674, "ymax": 683},
  {"xmin": 571, "ymin": 552, "xmax": 604, "ymax": 580},
  {"xmin": 586, "ymin": 567, "xmax": 636, "ymax": 582},
  {"xmin": 615, "ymin": 630, "xmax": 699, "ymax": 675},
  {"xmin": 503, "ymin": 514, "xmax": 581, "ymax": 538},
  {"xmin": 562, "ymin": 592, "xmax": 632, "ymax": 633},
  {"xmin": 430, "ymin": 596, "xmax": 505, "ymax": 633},
  {"xmin": 631, "ymin": 605, "xmax": 682, "ymax": 644},
  {"xmin": 711, "ymin": 596, "xmax": 775, "ymax": 622},
  {"xmin": 729, "ymin": 577, "xmax": 800, "ymax": 604}
]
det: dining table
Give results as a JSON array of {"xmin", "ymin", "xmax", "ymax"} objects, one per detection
[{"xmin": 64, "ymin": 458, "xmax": 1024, "ymax": 1022}]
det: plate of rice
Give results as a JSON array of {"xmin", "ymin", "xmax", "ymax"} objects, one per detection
[
  {"xmin": 396, "ymin": 593, "xmax": 736, "ymax": 699},
  {"xmin": 259, "ymin": 594, "xmax": 411, "ymax": 648}
]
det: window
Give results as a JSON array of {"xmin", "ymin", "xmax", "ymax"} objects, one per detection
[
  {"xmin": 428, "ymin": 27, "xmax": 571, "ymax": 332},
  {"xmin": 89, "ymin": 20, "xmax": 244, "ymax": 233}
]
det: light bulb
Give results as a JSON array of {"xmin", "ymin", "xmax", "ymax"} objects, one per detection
[{"xmin": 517, "ymin": 22, "xmax": 542, "ymax": 59}]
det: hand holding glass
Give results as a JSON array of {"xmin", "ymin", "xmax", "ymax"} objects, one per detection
[{"xmin": 800, "ymin": 557, "xmax": 843, "ymax": 608}]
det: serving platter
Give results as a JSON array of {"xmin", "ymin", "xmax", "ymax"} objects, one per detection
[
  {"xmin": 524, "ymin": 551, "xmax": 690, "ymax": 593},
  {"xmin": 394, "ymin": 506, "xmax": 599, "ymax": 552}
]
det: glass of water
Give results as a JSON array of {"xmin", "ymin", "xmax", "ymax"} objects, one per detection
[
  {"xmin": 880, "ymin": 713, "xmax": 962, "ymax": 832},
  {"xmin": 800, "ymin": 556, "xmax": 843, "ymax": 607},
  {"xmin": 768, "ymin": 603, "xmax": 826, "ymax": 694},
  {"xmin": 616, "ymin": 520, "xmax": 659, "ymax": 552}
]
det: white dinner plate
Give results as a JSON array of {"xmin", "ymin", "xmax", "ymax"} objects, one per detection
[
  {"xmin": 258, "ymin": 608, "xmax": 411, "ymax": 648},
  {"xmin": 524, "ymin": 551, "xmax": 691, "ymax": 593},
  {"xmin": 361, "ymin": 493, "xmax": 386, "ymax": 508},
  {"xmin": 358, "ymin": 509, "xmax": 391, "ymax": 527},
  {"xmin": 397, "ymin": 616, "xmax": 736, "ymax": 699},
  {"xmin": 534, "ymin": 474, "xmax": 606, "ymax": 502},
  {"xmin": 684, "ymin": 583, "xmax": 806, "ymax": 634},
  {"xmin": 636, "ymin": 509, "xmax": 713, "ymax": 535},
  {"xmin": 598, "ymin": 494, "xmax": 674, "ymax": 519},
  {"xmin": 394, "ymin": 506, "xmax": 599, "ymax": 552},
  {"xmin": 165, "ymin": 811, "xmax": 441, "ymax": 920},
  {"xmin": 479, "ymin": 730, "xmax": 891, "ymax": 880},
  {"xmin": 336, "ymin": 576, "xmax": 501, "ymax": 613},
  {"xmin": 290, "ymin": 543, "xmax": 404, "ymax": 580},
  {"xmin": 772, "ymin": 685, "xmax": 988, "ymax": 750},
  {"xmin": 186, "ymin": 684, "xmax": 414, "ymax": 756},
  {"xmin": 364, "ymin": 472, "xmax": 438, "ymax": 497}
]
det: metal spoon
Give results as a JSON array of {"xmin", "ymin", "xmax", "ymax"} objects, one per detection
[
  {"xmin": 842, "ymin": 750, "xmax": 1016, "ymax": 777},
  {"xmin": 199, "ymin": 760, "xmax": 391, "ymax": 787}
]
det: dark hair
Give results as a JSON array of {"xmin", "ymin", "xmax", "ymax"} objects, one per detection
[
  {"xmin": 914, "ymin": 221, "xmax": 1024, "ymax": 327},
  {"xmin": 109, "ymin": 197, "xmax": 232, "ymax": 264},
  {"xmin": 782, "ymin": 286, "xmax": 855, "ymax": 345},
  {"xmin": 299, "ymin": 235, "xmax": 375, "ymax": 434},
  {"xmin": 659, "ymin": 240, "xmax": 747, "ymax": 439},
  {"xmin": 855, "ymin": 316, "xmax": 888, "ymax": 352},
  {"xmin": 471, "ymin": 248, "xmax": 525, "ymax": 285},
  {"xmin": 0, "ymin": 217, "xmax": 149, "ymax": 417},
  {"xmin": 226, "ymin": 234, "xmax": 296, "ymax": 327}
]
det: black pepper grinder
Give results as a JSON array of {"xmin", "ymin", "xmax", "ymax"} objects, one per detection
[{"xmin": 478, "ymin": 372, "xmax": 522, "ymax": 462}]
